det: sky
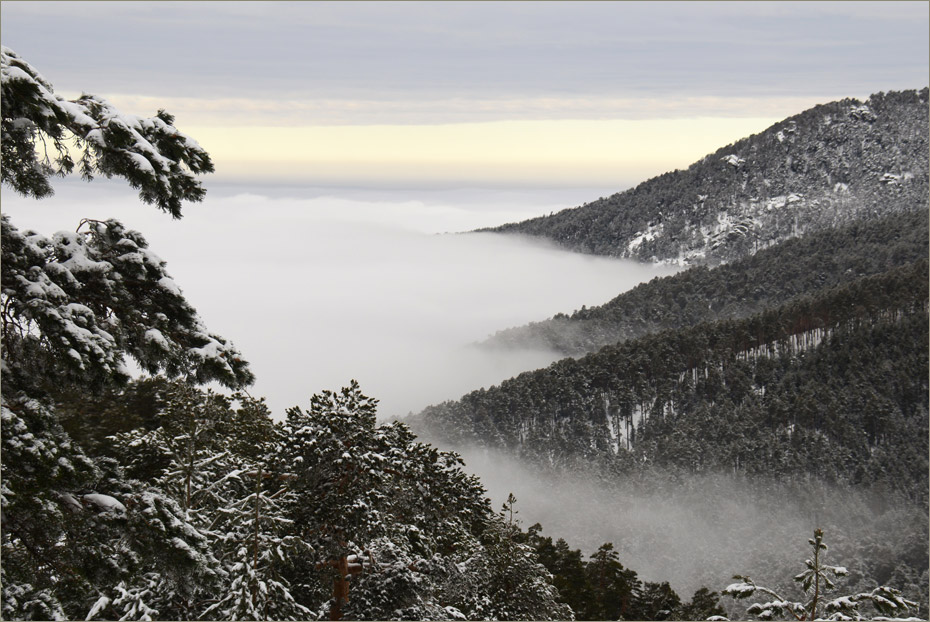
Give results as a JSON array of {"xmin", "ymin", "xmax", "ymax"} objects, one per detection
[{"xmin": 2, "ymin": 1, "xmax": 927, "ymax": 188}]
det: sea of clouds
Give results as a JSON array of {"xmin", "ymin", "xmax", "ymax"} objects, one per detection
[{"xmin": 2, "ymin": 179, "xmax": 676, "ymax": 418}]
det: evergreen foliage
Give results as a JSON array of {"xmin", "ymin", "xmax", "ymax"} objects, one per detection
[
  {"xmin": 415, "ymin": 260, "xmax": 928, "ymax": 500},
  {"xmin": 522, "ymin": 523, "xmax": 727, "ymax": 620},
  {"xmin": 1, "ymin": 46, "xmax": 213, "ymax": 218},
  {"xmin": 276, "ymin": 381, "xmax": 571, "ymax": 620},
  {"xmin": 1, "ymin": 46, "xmax": 244, "ymax": 621},
  {"xmin": 485, "ymin": 208, "xmax": 928, "ymax": 355},
  {"xmin": 1, "ymin": 215, "xmax": 254, "ymax": 394},
  {"xmin": 723, "ymin": 529, "xmax": 920, "ymax": 621},
  {"xmin": 484, "ymin": 88, "xmax": 929, "ymax": 265}
]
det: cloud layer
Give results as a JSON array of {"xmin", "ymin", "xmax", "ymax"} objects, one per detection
[
  {"xmin": 3, "ymin": 1, "xmax": 926, "ymax": 124},
  {"xmin": 1, "ymin": 180, "xmax": 676, "ymax": 418}
]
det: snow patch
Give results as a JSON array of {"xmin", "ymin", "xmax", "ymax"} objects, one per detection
[
  {"xmin": 83, "ymin": 493, "xmax": 127, "ymax": 514},
  {"xmin": 722, "ymin": 154, "xmax": 745, "ymax": 168},
  {"xmin": 627, "ymin": 222, "xmax": 664, "ymax": 253},
  {"xmin": 848, "ymin": 104, "xmax": 876, "ymax": 122},
  {"xmin": 144, "ymin": 328, "xmax": 170, "ymax": 350},
  {"xmin": 157, "ymin": 276, "xmax": 182, "ymax": 296}
]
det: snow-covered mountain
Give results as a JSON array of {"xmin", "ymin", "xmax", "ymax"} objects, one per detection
[{"xmin": 483, "ymin": 89, "xmax": 928, "ymax": 265}]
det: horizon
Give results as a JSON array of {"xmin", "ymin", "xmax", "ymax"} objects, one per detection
[{"xmin": 2, "ymin": 1, "xmax": 927, "ymax": 189}]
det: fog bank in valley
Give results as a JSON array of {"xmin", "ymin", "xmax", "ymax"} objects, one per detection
[
  {"xmin": 451, "ymin": 445, "xmax": 911, "ymax": 601},
  {"xmin": 0, "ymin": 179, "xmax": 676, "ymax": 418}
]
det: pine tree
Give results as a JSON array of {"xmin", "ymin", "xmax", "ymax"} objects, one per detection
[
  {"xmin": 1, "ymin": 46, "xmax": 250, "ymax": 619},
  {"xmin": 672, "ymin": 587, "xmax": 727, "ymax": 621},
  {"xmin": 583, "ymin": 542, "xmax": 641, "ymax": 620},
  {"xmin": 277, "ymin": 381, "xmax": 572, "ymax": 620},
  {"xmin": 723, "ymin": 529, "xmax": 920, "ymax": 620},
  {"xmin": 1, "ymin": 46, "xmax": 213, "ymax": 217},
  {"xmin": 108, "ymin": 383, "xmax": 312, "ymax": 620}
]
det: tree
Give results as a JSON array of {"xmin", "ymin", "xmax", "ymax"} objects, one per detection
[
  {"xmin": 1, "ymin": 215, "xmax": 254, "ymax": 396},
  {"xmin": 723, "ymin": 529, "xmax": 920, "ymax": 620},
  {"xmin": 277, "ymin": 381, "xmax": 572, "ymax": 620},
  {"xmin": 584, "ymin": 542, "xmax": 641, "ymax": 620},
  {"xmin": 1, "ymin": 45, "xmax": 253, "ymax": 397},
  {"xmin": 108, "ymin": 383, "xmax": 312, "ymax": 620},
  {"xmin": 1, "ymin": 46, "xmax": 250, "ymax": 620},
  {"xmin": 672, "ymin": 587, "xmax": 727, "ymax": 621},
  {"xmin": 1, "ymin": 46, "xmax": 213, "ymax": 218},
  {"xmin": 633, "ymin": 581, "xmax": 682, "ymax": 621}
]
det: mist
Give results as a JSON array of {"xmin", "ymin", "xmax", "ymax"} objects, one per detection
[
  {"xmin": 0, "ymin": 179, "xmax": 676, "ymax": 418},
  {"xmin": 450, "ymin": 445, "xmax": 919, "ymax": 603}
]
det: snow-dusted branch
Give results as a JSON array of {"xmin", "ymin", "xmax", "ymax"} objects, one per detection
[
  {"xmin": 1, "ymin": 46, "xmax": 213, "ymax": 218},
  {"xmin": 723, "ymin": 530, "xmax": 920, "ymax": 621}
]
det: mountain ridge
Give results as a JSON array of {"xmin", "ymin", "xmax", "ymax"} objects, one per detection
[
  {"xmin": 481, "ymin": 208, "xmax": 929, "ymax": 355},
  {"xmin": 481, "ymin": 88, "xmax": 929, "ymax": 265}
]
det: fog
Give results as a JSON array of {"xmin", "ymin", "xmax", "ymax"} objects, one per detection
[
  {"xmin": 451, "ymin": 445, "xmax": 909, "ymax": 602},
  {"xmin": 1, "ymin": 179, "xmax": 676, "ymax": 418}
]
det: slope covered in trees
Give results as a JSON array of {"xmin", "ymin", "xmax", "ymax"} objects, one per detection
[
  {"xmin": 483, "ymin": 207, "xmax": 928, "ymax": 355},
  {"xmin": 484, "ymin": 88, "xmax": 929, "ymax": 265},
  {"xmin": 414, "ymin": 260, "xmax": 928, "ymax": 495},
  {"xmin": 411, "ymin": 260, "xmax": 930, "ymax": 612}
]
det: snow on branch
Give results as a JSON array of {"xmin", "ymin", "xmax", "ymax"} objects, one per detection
[
  {"xmin": 1, "ymin": 46, "xmax": 213, "ymax": 218},
  {"xmin": 1, "ymin": 215, "xmax": 254, "ymax": 390}
]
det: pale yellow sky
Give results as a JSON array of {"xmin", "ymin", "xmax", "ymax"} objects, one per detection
[{"xmin": 186, "ymin": 117, "xmax": 781, "ymax": 187}]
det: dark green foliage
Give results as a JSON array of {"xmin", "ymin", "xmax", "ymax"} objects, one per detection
[
  {"xmin": 523, "ymin": 524, "xmax": 725, "ymax": 620},
  {"xmin": 54, "ymin": 377, "xmax": 170, "ymax": 456},
  {"xmin": 485, "ymin": 88, "xmax": 929, "ymax": 265},
  {"xmin": 673, "ymin": 587, "xmax": 727, "ymax": 621},
  {"xmin": 0, "ymin": 46, "xmax": 252, "ymax": 620},
  {"xmin": 1, "ymin": 215, "xmax": 255, "ymax": 396},
  {"xmin": 584, "ymin": 543, "xmax": 641, "ymax": 620},
  {"xmin": 415, "ymin": 260, "xmax": 929, "ymax": 501},
  {"xmin": 1, "ymin": 46, "xmax": 213, "ymax": 218},
  {"xmin": 278, "ymin": 381, "xmax": 572, "ymax": 620},
  {"xmin": 0, "ymin": 393, "xmax": 224, "ymax": 621},
  {"xmin": 486, "ymin": 208, "xmax": 929, "ymax": 355},
  {"xmin": 633, "ymin": 582, "xmax": 681, "ymax": 621}
]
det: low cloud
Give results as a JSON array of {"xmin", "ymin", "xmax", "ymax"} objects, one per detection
[
  {"xmin": 450, "ymin": 445, "xmax": 911, "ymax": 600},
  {"xmin": 1, "ymin": 180, "xmax": 675, "ymax": 418},
  {"xmin": 80, "ymin": 92, "xmax": 825, "ymax": 127}
]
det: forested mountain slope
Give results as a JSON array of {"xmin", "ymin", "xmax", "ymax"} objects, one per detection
[
  {"xmin": 412, "ymin": 259, "xmax": 929, "ymax": 500},
  {"xmin": 412, "ymin": 259, "xmax": 929, "ymax": 610},
  {"xmin": 483, "ymin": 208, "xmax": 928, "ymax": 355},
  {"xmin": 484, "ymin": 88, "xmax": 928, "ymax": 265}
]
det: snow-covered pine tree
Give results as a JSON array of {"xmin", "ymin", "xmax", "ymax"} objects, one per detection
[
  {"xmin": 109, "ymin": 384, "xmax": 312, "ymax": 620},
  {"xmin": 1, "ymin": 397, "xmax": 225, "ymax": 621},
  {"xmin": 1, "ymin": 215, "xmax": 254, "ymax": 395},
  {"xmin": 0, "ymin": 46, "xmax": 252, "ymax": 619},
  {"xmin": 722, "ymin": 529, "xmax": 921, "ymax": 621},
  {"xmin": 1, "ymin": 45, "xmax": 213, "ymax": 218},
  {"xmin": 278, "ymin": 381, "xmax": 573, "ymax": 621}
]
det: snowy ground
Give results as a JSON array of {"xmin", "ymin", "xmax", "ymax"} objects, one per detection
[{"xmin": 1, "ymin": 178, "xmax": 676, "ymax": 418}]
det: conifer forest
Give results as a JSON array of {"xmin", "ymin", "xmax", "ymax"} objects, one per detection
[{"xmin": 1, "ymin": 8, "xmax": 928, "ymax": 622}]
